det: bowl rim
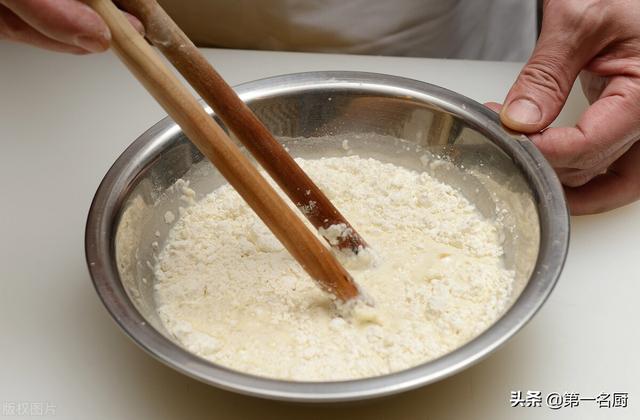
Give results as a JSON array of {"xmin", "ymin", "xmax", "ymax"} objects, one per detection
[{"xmin": 85, "ymin": 71, "xmax": 570, "ymax": 402}]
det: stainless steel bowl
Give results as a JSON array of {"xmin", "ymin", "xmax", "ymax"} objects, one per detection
[{"xmin": 85, "ymin": 71, "xmax": 569, "ymax": 402}]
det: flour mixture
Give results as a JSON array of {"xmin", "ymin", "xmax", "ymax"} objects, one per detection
[{"xmin": 154, "ymin": 156, "xmax": 514, "ymax": 381}]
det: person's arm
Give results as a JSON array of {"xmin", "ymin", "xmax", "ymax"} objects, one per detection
[
  {"xmin": 500, "ymin": 0, "xmax": 640, "ymax": 215},
  {"xmin": 0, "ymin": 0, "xmax": 142, "ymax": 54}
]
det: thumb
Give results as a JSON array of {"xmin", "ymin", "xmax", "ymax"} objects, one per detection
[{"xmin": 501, "ymin": 18, "xmax": 592, "ymax": 133}]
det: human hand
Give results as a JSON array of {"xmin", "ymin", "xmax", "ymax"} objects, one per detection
[
  {"xmin": 499, "ymin": 0, "xmax": 640, "ymax": 215},
  {"xmin": 0, "ymin": 0, "xmax": 142, "ymax": 54}
]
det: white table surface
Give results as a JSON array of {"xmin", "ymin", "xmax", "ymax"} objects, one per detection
[{"xmin": 1, "ymin": 42, "xmax": 638, "ymax": 420}]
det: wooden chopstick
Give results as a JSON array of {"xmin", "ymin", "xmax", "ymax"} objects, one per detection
[
  {"xmin": 84, "ymin": 0, "xmax": 360, "ymax": 302},
  {"xmin": 114, "ymin": 0, "xmax": 367, "ymax": 253}
]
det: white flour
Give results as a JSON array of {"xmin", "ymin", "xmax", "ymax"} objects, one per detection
[{"xmin": 154, "ymin": 156, "xmax": 514, "ymax": 381}]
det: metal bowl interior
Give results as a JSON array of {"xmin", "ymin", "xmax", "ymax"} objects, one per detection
[{"xmin": 85, "ymin": 71, "xmax": 569, "ymax": 402}]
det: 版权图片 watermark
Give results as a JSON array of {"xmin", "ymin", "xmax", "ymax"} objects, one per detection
[{"xmin": 2, "ymin": 401, "xmax": 56, "ymax": 417}]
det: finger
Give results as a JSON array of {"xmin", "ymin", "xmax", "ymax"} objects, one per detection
[
  {"xmin": 528, "ymin": 77, "xmax": 640, "ymax": 169},
  {"xmin": 555, "ymin": 140, "xmax": 634, "ymax": 187},
  {"xmin": 500, "ymin": 5, "xmax": 604, "ymax": 133},
  {"xmin": 566, "ymin": 141, "xmax": 640, "ymax": 215},
  {"xmin": 1, "ymin": 0, "xmax": 110, "ymax": 52},
  {"xmin": 579, "ymin": 71, "xmax": 608, "ymax": 104},
  {"xmin": 0, "ymin": 5, "xmax": 89, "ymax": 53},
  {"xmin": 484, "ymin": 102, "xmax": 502, "ymax": 113},
  {"xmin": 123, "ymin": 11, "xmax": 144, "ymax": 36},
  {"xmin": 558, "ymin": 167, "xmax": 606, "ymax": 188}
]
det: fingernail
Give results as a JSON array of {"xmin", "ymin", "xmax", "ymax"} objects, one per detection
[
  {"xmin": 504, "ymin": 98, "xmax": 541, "ymax": 125},
  {"xmin": 75, "ymin": 30, "xmax": 110, "ymax": 52},
  {"xmin": 126, "ymin": 15, "xmax": 146, "ymax": 36}
]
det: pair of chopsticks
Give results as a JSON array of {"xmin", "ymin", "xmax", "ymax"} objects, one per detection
[{"xmin": 84, "ymin": 0, "xmax": 365, "ymax": 301}]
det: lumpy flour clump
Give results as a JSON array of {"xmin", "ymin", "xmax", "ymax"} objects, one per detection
[{"xmin": 154, "ymin": 156, "xmax": 514, "ymax": 381}]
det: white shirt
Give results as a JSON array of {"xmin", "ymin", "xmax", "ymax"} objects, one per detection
[{"xmin": 159, "ymin": 0, "xmax": 537, "ymax": 61}]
